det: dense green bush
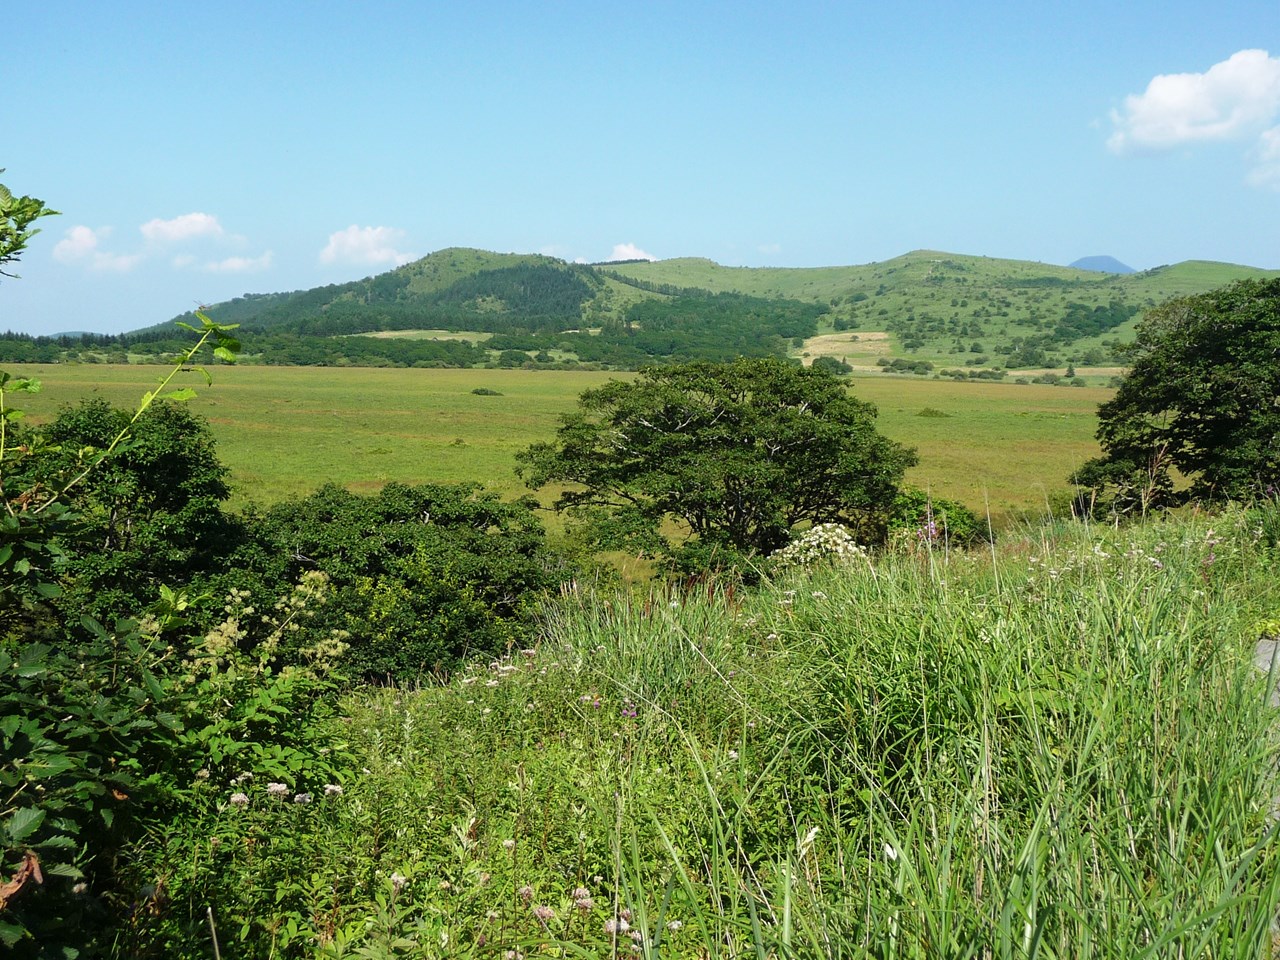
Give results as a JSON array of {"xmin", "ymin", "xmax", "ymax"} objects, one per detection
[
  {"xmin": 11, "ymin": 398, "xmax": 243, "ymax": 627},
  {"xmin": 218, "ymin": 482, "xmax": 577, "ymax": 679},
  {"xmin": 888, "ymin": 486, "xmax": 989, "ymax": 549}
]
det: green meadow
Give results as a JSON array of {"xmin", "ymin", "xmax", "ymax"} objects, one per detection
[{"xmin": 5, "ymin": 364, "xmax": 1108, "ymax": 520}]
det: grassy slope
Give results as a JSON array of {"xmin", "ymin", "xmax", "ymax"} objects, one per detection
[
  {"xmin": 397, "ymin": 247, "xmax": 565, "ymax": 296},
  {"xmin": 604, "ymin": 251, "xmax": 1278, "ymax": 370}
]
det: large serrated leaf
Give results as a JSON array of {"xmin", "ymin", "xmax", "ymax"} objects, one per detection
[
  {"xmin": 7, "ymin": 806, "xmax": 46, "ymax": 842},
  {"xmin": 0, "ymin": 918, "xmax": 28, "ymax": 948},
  {"xmin": 42, "ymin": 860, "xmax": 83, "ymax": 878}
]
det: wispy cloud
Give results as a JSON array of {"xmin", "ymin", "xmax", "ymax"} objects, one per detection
[
  {"xmin": 319, "ymin": 225, "xmax": 413, "ymax": 266},
  {"xmin": 140, "ymin": 212, "xmax": 225, "ymax": 244},
  {"xmin": 52, "ymin": 225, "xmax": 143, "ymax": 272},
  {"xmin": 607, "ymin": 242, "xmax": 657, "ymax": 262},
  {"xmin": 204, "ymin": 252, "xmax": 274, "ymax": 273},
  {"xmin": 1246, "ymin": 127, "xmax": 1280, "ymax": 190},
  {"xmin": 1108, "ymin": 50, "xmax": 1280, "ymax": 189}
]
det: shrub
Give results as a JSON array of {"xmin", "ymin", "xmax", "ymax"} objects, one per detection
[
  {"xmin": 218, "ymin": 483, "xmax": 577, "ymax": 679},
  {"xmin": 888, "ymin": 487, "xmax": 988, "ymax": 549}
]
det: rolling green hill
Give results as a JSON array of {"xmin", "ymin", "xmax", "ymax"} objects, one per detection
[{"xmin": 2, "ymin": 247, "xmax": 1273, "ymax": 372}]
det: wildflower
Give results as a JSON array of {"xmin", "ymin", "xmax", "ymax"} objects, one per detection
[
  {"xmin": 605, "ymin": 917, "xmax": 631, "ymax": 934},
  {"xmin": 462, "ymin": 677, "xmax": 478, "ymax": 685},
  {"xmin": 293, "ymin": 792, "xmax": 313, "ymax": 804},
  {"xmin": 621, "ymin": 701, "xmax": 637, "ymax": 718},
  {"xmin": 486, "ymin": 679, "xmax": 500, "ymax": 687},
  {"xmin": 502, "ymin": 838, "xmax": 516, "ymax": 851},
  {"xmin": 324, "ymin": 783, "xmax": 344, "ymax": 796},
  {"xmin": 811, "ymin": 591, "xmax": 827, "ymax": 600},
  {"xmin": 575, "ymin": 895, "xmax": 594, "ymax": 912},
  {"xmin": 266, "ymin": 782, "xmax": 289, "ymax": 798},
  {"xmin": 229, "ymin": 792, "xmax": 250, "ymax": 807},
  {"xmin": 518, "ymin": 884, "xmax": 534, "ymax": 902},
  {"xmin": 389, "ymin": 872, "xmax": 408, "ymax": 893},
  {"xmin": 573, "ymin": 886, "xmax": 591, "ymax": 900},
  {"xmin": 666, "ymin": 919, "xmax": 683, "ymax": 932},
  {"xmin": 533, "ymin": 904, "xmax": 555, "ymax": 923},
  {"xmin": 727, "ymin": 749, "xmax": 739, "ymax": 761},
  {"xmin": 72, "ymin": 882, "xmax": 89, "ymax": 895}
]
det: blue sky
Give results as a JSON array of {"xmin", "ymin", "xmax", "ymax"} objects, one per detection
[{"xmin": 4, "ymin": 1, "xmax": 1278, "ymax": 335}]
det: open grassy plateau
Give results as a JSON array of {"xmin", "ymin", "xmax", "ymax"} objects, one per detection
[{"xmin": 3, "ymin": 364, "xmax": 1109, "ymax": 522}]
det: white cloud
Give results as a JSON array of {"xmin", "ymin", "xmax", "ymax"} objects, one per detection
[
  {"xmin": 140, "ymin": 212, "xmax": 224, "ymax": 244},
  {"xmin": 1108, "ymin": 49, "xmax": 1280, "ymax": 153},
  {"xmin": 319, "ymin": 225, "xmax": 413, "ymax": 266},
  {"xmin": 53, "ymin": 225, "xmax": 103, "ymax": 262},
  {"xmin": 757, "ymin": 242, "xmax": 782, "ymax": 255},
  {"xmin": 204, "ymin": 252, "xmax": 274, "ymax": 273},
  {"xmin": 607, "ymin": 242, "xmax": 656, "ymax": 262},
  {"xmin": 52, "ymin": 225, "xmax": 143, "ymax": 272}
]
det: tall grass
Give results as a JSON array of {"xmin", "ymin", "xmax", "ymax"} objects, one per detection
[{"xmin": 118, "ymin": 505, "xmax": 1280, "ymax": 958}]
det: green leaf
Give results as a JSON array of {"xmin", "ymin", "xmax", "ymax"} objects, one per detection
[
  {"xmin": 0, "ymin": 919, "xmax": 29, "ymax": 949},
  {"xmin": 7, "ymin": 806, "xmax": 46, "ymax": 842},
  {"xmin": 159, "ymin": 388, "xmax": 197, "ymax": 402}
]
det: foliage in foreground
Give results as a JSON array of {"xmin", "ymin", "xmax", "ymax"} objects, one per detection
[{"xmin": 103, "ymin": 503, "xmax": 1280, "ymax": 959}]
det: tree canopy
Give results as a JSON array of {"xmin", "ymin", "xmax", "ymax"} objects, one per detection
[
  {"xmin": 1072, "ymin": 278, "xmax": 1280, "ymax": 511},
  {"xmin": 517, "ymin": 357, "xmax": 917, "ymax": 563}
]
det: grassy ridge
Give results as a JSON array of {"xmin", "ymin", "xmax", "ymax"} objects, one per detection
[{"xmin": 3, "ymin": 364, "xmax": 1107, "ymax": 518}]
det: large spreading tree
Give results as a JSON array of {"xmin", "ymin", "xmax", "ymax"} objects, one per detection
[
  {"xmin": 1072, "ymin": 278, "xmax": 1280, "ymax": 512},
  {"xmin": 518, "ymin": 357, "xmax": 917, "ymax": 564}
]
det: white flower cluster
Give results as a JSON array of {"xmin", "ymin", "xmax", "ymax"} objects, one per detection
[{"xmin": 771, "ymin": 523, "xmax": 868, "ymax": 570}]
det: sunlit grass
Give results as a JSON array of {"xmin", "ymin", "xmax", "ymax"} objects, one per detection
[
  {"xmin": 122, "ymin": 503, "xmax": 1280, "ymax": 957},
  {"xmin": 3, "ymin": 364, "xmax": 1106, "ymax": 523}
]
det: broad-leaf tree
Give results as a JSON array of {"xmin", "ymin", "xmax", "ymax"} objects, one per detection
[
  {"xmin": 518, "ymin": 357, "xmax": 917, "ymax": 562},
  {"xmin": 0, "ymin": 171, "xmax": 57, "ymax": 280},
  {"xmin": 1072, "ymin": 278, "xmax": 1280, "ymax": 511}
]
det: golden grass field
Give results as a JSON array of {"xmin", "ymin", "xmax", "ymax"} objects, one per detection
[{"xmin": 3, "ymin": 363, "xmax": 1110, "ymax": 524}]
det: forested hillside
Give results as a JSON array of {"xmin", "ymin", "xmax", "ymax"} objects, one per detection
[{"xmin": 2, "ymin": 247, "xmax": 1273, "ymax": 371}]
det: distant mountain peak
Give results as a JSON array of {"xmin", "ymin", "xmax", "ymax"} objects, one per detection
[{"xmin": 1070, "ymin": 255, "xmax": 1135, "ymax": 274}]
